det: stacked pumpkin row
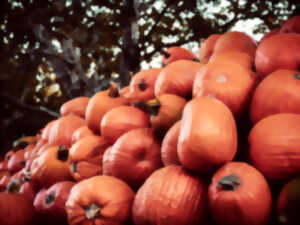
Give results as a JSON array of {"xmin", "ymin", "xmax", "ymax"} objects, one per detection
[{"xmin": 1, "ymin": 15, "xmax": 300, "ymax": 225}]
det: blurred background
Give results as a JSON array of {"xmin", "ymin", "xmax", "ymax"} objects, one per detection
[{"xmin": 0, "ymin": 0, "xmax": 299, "ymax": 153}]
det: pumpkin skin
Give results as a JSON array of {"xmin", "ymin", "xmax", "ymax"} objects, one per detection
[
  {"xmin": 85, "ymin": 84, "xmax": 129, "ymax": 133},
  {"xmin": 154, "ymin": 60, "xmax": 204, "ymax": 98},
  {"xmin": 193, "ymin": 60, "xmax": 255, "ymax": 118},
  {"xmin": 60, "ymin": 96, "xmax": 90, "ymax": 118},
  {"xmin": 198, "ymin": 34, "xmax": 222, "ymax": 63},
  {"xmin": 279, "ymin": 15, "xmax": 300, "ymax": 34},
  {"xmin": 69, "ymin": 135, "xmax": 110, "ymax": 181},
  {"xmin": 208, "ymin": 162, "xmax": 272, "ymax": 225},
  {"xmin": 41, "ymin": 120, "xmax": 56, "ymax": 141},
  {"xmin": 161, "ymin": 46, "xmax": 197, "ymax": 66},
  {"xmin": 250, "ymin": 69, "xmax": 300, "ymax": 124},
  {"xmin": 103, "ymin": 128, "xmax": 162, "ymax": 190},
  {"xmin": 260, "ymin": 28, "xmax": 280, "ymax": 43},
  {"xmin": 128, "ymin": 68, "xmax": 162, "ymax": 103},
  {"xmin": 161, "ymin": 121, "xmax": 181, "ymax": 166},
  {"xmin": 212, "ymin": 31, "xmax": 257, "ymax": 60},
  {"xmin": 65, "ymin": 175, "xmax": 135, "ymax": 225},
  {"xmin": 7, "ymin": 149, "xmax": 26, "ymax": 173},
  {"xmin": 43, "ymin": 181, "xmax": 75, "ymax": 221},
  {"xmin": 178, "ymin": 97, "xmax": 238, "ymax": 174},
  {"xmin": 132, "ymin": 165, "xmax": 208, "ymax": 225},
  {"xmin": 71, "ymin": 126, "xmax": 94, "ymax": 145},
  {"xmin": 0, "ymin": 193, "xmax": 36, "ymax": 225},
  {"xmin": 249, "ymin": 113, "xmax": 300, "ymax": 180},
  {"xmin": 0, "ymin": 174, "xmax": 11, "ymax": 191},
  {"xmin": 48, "ymin": 114, "xmax": 86, "ymax": 148},
  {"xmin": 277, "ymin": 177, "xmax": 300, "ymax": 225},
  {"xmin": 30, "ymin": 145, "xmax": 72, "ymax": 187},
  {"xmin": 100, "ymin": 106, "xmax": 150, "ymax": 144},
  {"xmin": 34, "ymin": 188, "xmax": 47, "ymax": 214},
  {"xmin": 255, "ymin": 33, "xmax": 300, "ymax": 79},
  {"xmin": 19, "ymin": 181, "xmax": 38, "ymax": 202}
]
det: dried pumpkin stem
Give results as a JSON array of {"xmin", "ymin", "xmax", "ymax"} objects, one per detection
[
  {"xmin": 133, "ymin": 99, "xmax": 161, "ymax": 116},
  {"xmin": 69, "ymin": 162, "xmax": 78, "ymax": 173},
  {"xmin": 217, "ymin": 174, "xmax": 240, "ymax": 191},
  {"xmin": 57, "ymin": 145, "xmax": 69, "ymax": 161},
  {"xmin": 45, "ymin": 192, "xmax": 56, "ymax": 204},
  {"xmin": 137, "ymin": 80, "xmax": 148, "ymax": 91},
  {"xmin": 85, "ymin": 203, "xmax": 101, "ymax": 220},
  {"xmin": 108, "ymin": 83, "xmax": 120, "ymax": 98},
  {"xmin": 161, "ymin": 50, "xmax": 171, "ymax": 59}
]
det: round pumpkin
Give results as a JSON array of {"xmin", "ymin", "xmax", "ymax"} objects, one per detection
[
  {"xmin": 280, "ymin": 15, "xmax": 300, "ymax": 34},
  {"xmin": 65, "ymin": 175, "xmax": 135, "ymax": 225},
  {"xmin": 249, "ymin": 113, "xmax": 300, "ymax": 180},
  {"xmin": 60, "ymin": 96, "xmax": 90, "ymax": 118},
  {"xmin": 7, "ymin": 149, "xmax": 26, "ymax": 173},
  {"xmin": 178, "ymin": 97, "xmax": 238, "ymax": 174},
  {"xmin": 69, "ymin": 135, "xmax": 110, "ymax": 181},
  {"xmin": 198, "ymin": 34, "xmax": 222, "ymax": 63},
  {"xmin": 250, "ymin": 69, "xmax": 300, "ymax": 124},
  {"xmin": 103, "ymin": 128, "xmax": 162, "ymax": 190},
  {"xmin": 208, "ymin": 162, "xmax": 272, "ymax": 225},
  {"xmin": 133, "ymin": 165, "xmax": 208, "ymax": 225},
  {"xmin": 161, "ymin": 46, "xmax": 197, "ymax": 66}
]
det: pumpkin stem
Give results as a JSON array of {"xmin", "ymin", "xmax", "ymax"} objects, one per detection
[
  {"xmin": 24, "ymin": 170, "xmax": 31, "ymax": 181},
  {"xmin": 294, "ymin": 73, "xmax": 300, "ymax": 80},
  {"xmin": 69, "ymin": 162, "xmax": 78, "ymax": 173},
  {"xmin": 133, "ymin": 99, "xmax": 161, "ymax": 116},
  {"xmin": 192, "ymin": 58, "xmax": 200, "ymax": 62},
  {"xmin": 57, "ymin": 145, "xmax": 69, "ymax": 162},
  {"xmin": 45, "ymin": 192, "xmax": 56, "ymax": 205},
  {"xmin": 84, "ymin": 203, "xmax": 101, "ymax": 220},
  {"xmin": 161, "ymin": 50, "xmax": 171, "ymax": 59},
  {"xmin": 12, "ymin": 140, "xmax": 28, "ymax": 150},
  {"xmin": 138, "ymin": 80, "xmax": 148, "ymax": 91},
  {"xmin": 217, "ymin": 174, "xmax": 240, "ymax": 191},
  {"xmin": 108, "ymin": 82, "xmax": 120, "ymax": 98},
  {"xmin": 6, "ymin": 178, "xmax": 22, "ymax": 193}
]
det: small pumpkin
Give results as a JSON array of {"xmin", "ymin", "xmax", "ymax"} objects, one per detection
[
  {"xmin": 161, "ymin": 46, "xmax": 197, "ymax": 66},
  {"xmin": 178, "ymin": 97, "xmax": 238, "ymax": 174},
  {"xmin": 198, "ymin": 34, "xmax": 222, "ymax": 63},
  {"xmin": 7, "ymin": 149, "xmax": 26, "ymax": 173},
  {"xmin": 41, "ymin": 120, "xmax": 57, "ymax": 141},
  {"xmin": 100, "ymin": 105, "xmax": 150, "ymax": 144},
  {"xmin": 69, "ymin": 135, "xmax": 110, "ymax": 181},
  {"xmin": 85, "ymin": 82, "xmax": 129, "ymax": 133},
  {"xmin": 133, "ymin": 165, "xmax": 208, "ymax": 225},
  {"xmin": 208, "ymin": 162, "xmax": 272, "ymax": 225},
  {"xmin": 103, "ymin": 128, "xmax": 162, "ymax": 190},
  {"xmin": 71, "ymin": 126, "xmax": 94, "ymax": 145},
  {"xmin": 60, "ymin": 96, "xmax": 90, "ymax": 118},
  {"xmin": 154, "ymin": 60, "xmax": 204, "ymax": 98},
  {"xmin": 249, "ymin": 113, "xmax": 300, "ymax": 180},
  {"xmin": 161, "ymin": 120, "xmax": 181, "ymax": 166},
  {"xmin": 30, "ymin": 145, "xmax": 72, "ymax": 187},
  {"xmin": 65, "ymin": 175, "xmax": 135, "ymax": 225}
]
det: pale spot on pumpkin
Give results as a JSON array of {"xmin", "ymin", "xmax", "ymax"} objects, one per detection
[
  {"xmin": 207, "ymin": 93, "xmax": 215, "ymax": 98},
  {"xmin": 216, "ymin": 75, "xmax": 227, "ymax": 83}
]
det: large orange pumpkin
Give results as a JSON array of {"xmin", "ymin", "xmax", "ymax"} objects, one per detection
[
  {"xmin": 161, "ymin": 46, "xmax": 197, "ymax": 66},
  {"xmin": 208, "ymin": 162, "xmax": 272, "ymax": 225},
  {"xmin": 60, "ymin": 96, "xmax": 90, "ymax": 118},
  {"xmin": 154, "ymin": 60, "xmax": 204, "ymax": 98},
  {"xmin": 65, "ymin": 175, "xmax": 135, "ymax": 225},
  {"xmin": 250, "ymin": 69, "xmax": 300, "ymax": 124},
  {"xmin": 198, "ymin": 34, "xmax": 222, "ymax": 63},
  {"xmin": 103, "ymin": 128, "xmax": 162, "ymax": 190},
  {"xmin": 69, "ymin": 135, "xmax": 110, "ymax": 181},
  {"xmin": 178, "ymin": 97, "xmax": 238, "ymax": 173},
  {"xmin": 249, "ymin": 113, "xmax": 300, "ymax": 180},
  {"xmin": 133, "ymin": 165, "xmax": 208, "ymax": 225},
  {"xmin": 193, "ymin": 60, "xmax": 255, "ymax": 118}
]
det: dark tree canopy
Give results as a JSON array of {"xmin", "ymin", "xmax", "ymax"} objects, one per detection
[{"xmin": 0, "ymin": 0, "xmax": 299, "ymax": 152}]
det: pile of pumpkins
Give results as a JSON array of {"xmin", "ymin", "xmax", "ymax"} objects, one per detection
[{"xmin": 1, "ymin": 15, "xmax": 300, "ymax": 225}]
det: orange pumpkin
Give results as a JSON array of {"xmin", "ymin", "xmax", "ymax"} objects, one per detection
[
  {"xmin": 260, "ymin": 28, "xmax": 280, "ymax": 43},
  {"xmin": 103, "ymin": 128, "xmax": 162, "ymax": 190},
  {"xmin": 198, "ymin": 34, "xmax": 222, "ymax": 63},
  {"xmin": 0, "ymin": 193, "xmax": 36, "ymax": 225},
  {"xmin": 7, "ymin": 149, "xmax": 26, "ymax": 173},
  {"xmin": 60, "ymin": 96, "xmax": 90, "ymax": 118},
  {"xmin": 100, "ymin": 105, "xmax": 150, "ymax": 144},
  {"xmin": 280, "ymin": 15, "xmax": 300, "ymax": 34},
  {"xmin": 128, "ymin": 68, "xmax": 162, "ymax": 103},
  {"xmin": 178, "ymin": 97, "xmax": 237, "ymax": 173},
  {"xmin": 85, "ymin": 83, "xmax": 129, "ymax": 133},
  {"xmin": 33, "ymin": 188, "xmax": 47, "ymax": 214},
  {"xmin": 212, "ymin": 31, "xmax": 257, "ymax": 60},
  {"xmin": 161, "ymin": 121, "xmax": 181, "ymax": 166},
  {"xmin": 0, "ymin": 174, "xmax": 11, "ymax": 191},
  {"xmin": 255, "ymin": 33, "xmax": 300, "ymax": 79},
  {"xmin": 41, "ymin": 120, "xmax": 56, "ymax": 141},
  {"xmin": 30, "ymin": 145, "xmax": 72, "ymax": 187},
  {"xmin": 193, "ymin": 60, "xmax": 255, "ymax": 118},
  {"xmin": 161, "ymin": 46, "xmax": 197, "ymax": 66},
  {"xmin": 208, "ymin": 162, "xmax": 272, "ymax": 225},
  {"xmin": 250, "ymin": 69, "xmax": 300, "ymax": 124},
  {"xmin": 65, "ymin": 175, "xmax": 135, "ymax": 225},
  {"xmin": 48, "ymin": 114, "xmax": 86, "ymax": 148},
  {"xmin": 71, "ymin": 126, "xmax": 94, "ymax": 145},
  {"xmin": 133, "ymin": 165, "xmax": 208, "ymax": 225},
  {"xmin": 69, "ymin": 135, "xmax": 110, "ymax": 181},
  {"xmin": 19, "ymin": 181, "xmax": 38, "ymax": 202},
  {"xmin": 249, "ymin": 113, "xmax": 300, "ymax": 180},
  {"xmin": 155, "ymin": 60, "xmax": 204, "ymax": 98}
]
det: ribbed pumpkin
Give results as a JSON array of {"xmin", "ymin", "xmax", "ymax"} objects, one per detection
[
  {"xmin": 249, "ymin": 113, "xmax": 300, "ymax": 180},
  {"xmin": 178, "ymin": 97, "xmax": 237, "ymax": 174},
  {"xmin": 161, "ymin": 46, "xmax": 197, "ymax": 66},
  {"xmin": 133, "ymin": 165, "xmax": 208, "ymax": 225},
  {"xmin": 60, "ymin": 96, "xmax": 90, "ymax": 118}
]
